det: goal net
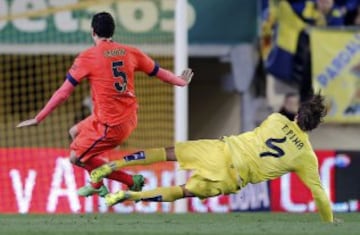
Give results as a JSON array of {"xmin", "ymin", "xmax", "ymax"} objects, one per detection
[{"xmin": 0, "ymin": 0, "xmax": 177, "ymax": 213}]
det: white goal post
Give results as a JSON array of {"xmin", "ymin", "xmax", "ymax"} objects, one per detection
[{"xmin": 174, "ymin": 0, "xmax": 189, "ymax": 213}]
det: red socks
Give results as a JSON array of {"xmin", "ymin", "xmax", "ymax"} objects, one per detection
[
  {"xmin": 81, "ymin": 157, "xmax": 134, "ymax": 189},
  {"xmin": 107, "ymin": 171, "xmax": 134, "ymax": 188}
]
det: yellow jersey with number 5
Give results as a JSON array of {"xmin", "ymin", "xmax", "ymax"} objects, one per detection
[
  {"xmin": 224, "ymin": 113, "xmax": 313, "ymax": 186},
  {"xmin": 223, "ymin": 113, "xmax": 333, "ymax": 222}
]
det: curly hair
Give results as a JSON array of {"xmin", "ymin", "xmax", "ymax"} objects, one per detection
[{"xmin": 296, "ymin": 93, "xmax": 327, "ymax": 132}]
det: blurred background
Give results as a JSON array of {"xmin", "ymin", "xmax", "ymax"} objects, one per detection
[{"xmin": 0, "ymin": 0, "xmax": 359, "ymax": 214}]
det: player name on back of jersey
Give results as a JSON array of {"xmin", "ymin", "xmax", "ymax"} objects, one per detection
[
  {"xmin": 104, "ymin": 48, "xmax": 126, "ymax": 57},
  {"xmin": 281, "ymin": 124, "xmax": 304, "ymax": 150}
]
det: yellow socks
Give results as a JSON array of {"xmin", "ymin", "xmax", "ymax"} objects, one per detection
[
  {"xmin": 112, "ymin": 148, "xmax": 166, "ymax": 169},
  {"xmin": 127, "ymin": 186, "xmax": 184, "ymax": 202}
]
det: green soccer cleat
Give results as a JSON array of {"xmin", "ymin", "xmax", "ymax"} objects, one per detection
[
  {"xmin": 77, "ymin": 185, "xmax": 109, "ymax": 197},
  {"xmin": 90, "ymin": 164, "xmax": 113, "ymax": 183},
  {"xmin": 105, "ymin": 191, "xmax": 127, "ymax": 206},
  {"xmin": 130, "ymin": 174, "xmax": 145, "ymax": 192}
]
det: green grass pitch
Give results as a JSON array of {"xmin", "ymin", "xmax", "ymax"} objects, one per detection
[{"xmin": 0, "ymin": 213, "xmax": 359, "ymax": 235}]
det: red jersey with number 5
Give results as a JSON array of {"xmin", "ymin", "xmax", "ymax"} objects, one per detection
[{"xmin": 67, "ymin": 40, "xmax": 158, "ymax": 126}]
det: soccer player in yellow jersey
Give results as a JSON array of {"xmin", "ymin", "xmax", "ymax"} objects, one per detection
[{"xmin": 88, "ymin": 93, "xmax": 333, "ymax": 222}]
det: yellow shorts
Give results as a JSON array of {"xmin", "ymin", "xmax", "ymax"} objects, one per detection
[{"xmin": 175, "ymin": 139, "xmax": 240, "ymax": 199}]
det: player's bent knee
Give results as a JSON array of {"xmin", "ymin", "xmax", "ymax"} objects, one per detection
[
  {"xmin": 69, "ymin": 125, "xmax": 78, "ymax": 140},
  {"xmin": 165, "ymin": 147, "xmax": 177, "ymax": 161},
  {"xmin": 69, "ymin": 152, "xmax": 82, "ymax": 167},
  {"xmin": 69, "ymin": 155, "xmax": 78, "ymax": 165},
  {"xmin": 180, "ymin": 185, "xmax": 195, "ymax": 198}
]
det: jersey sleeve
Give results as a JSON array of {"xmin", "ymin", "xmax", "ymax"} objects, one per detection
[
  {"xmin": 35, "ymin": 79, "xmax": 75, "ymax": 122},
  {"xmin": 133, "ymin": 48, "xmax": 159, "ymax": 76},
  {"xmin": 67, "ymin": 52, "xmax": 91, "ymax": 85},
  {"xmin": 295, "ymin": 152, "xmax": 333, "ymax": 222}
]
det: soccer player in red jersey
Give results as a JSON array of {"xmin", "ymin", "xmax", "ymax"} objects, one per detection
[{"xmin": 17, "ymin": 12, "xmax": 193, "ymax": 197}]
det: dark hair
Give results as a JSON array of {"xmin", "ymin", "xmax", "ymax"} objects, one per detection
[
  {"xmin": 284, "ymin": 92, "xmax": 298, "ymax": 99},
  {"xmin": 297, "ymin": 93, "xmax": 327, "ymax": 131},
  {"xmin": 91, "ymin": 12, "xmax": 115, "ymax": 38}
]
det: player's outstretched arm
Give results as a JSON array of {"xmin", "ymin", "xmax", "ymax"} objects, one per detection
[
  {"xmin": 307, "ymin": 182, "xmax": 333, "ymax": 222},
  {"xmin": 156, "ymin": 68, "xmax": 193, "ymax": 86},
  {"xmin": 134, "ymin": 47, "xmax": 193, "ymax": 86},
  {"xmin": 16, "ymin": 118, "xmax": 38, "ymax": 128},
  {"xmin": 296, "ymin": 172, "xmax": 333, "ymax": 222},
  {"xmin": 295, "ymin": 154, "xmax": 333, "ymax": 222},
  {"xmin": 16, "ymin": 79, "xmax": 75, "ymax": 128}
]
